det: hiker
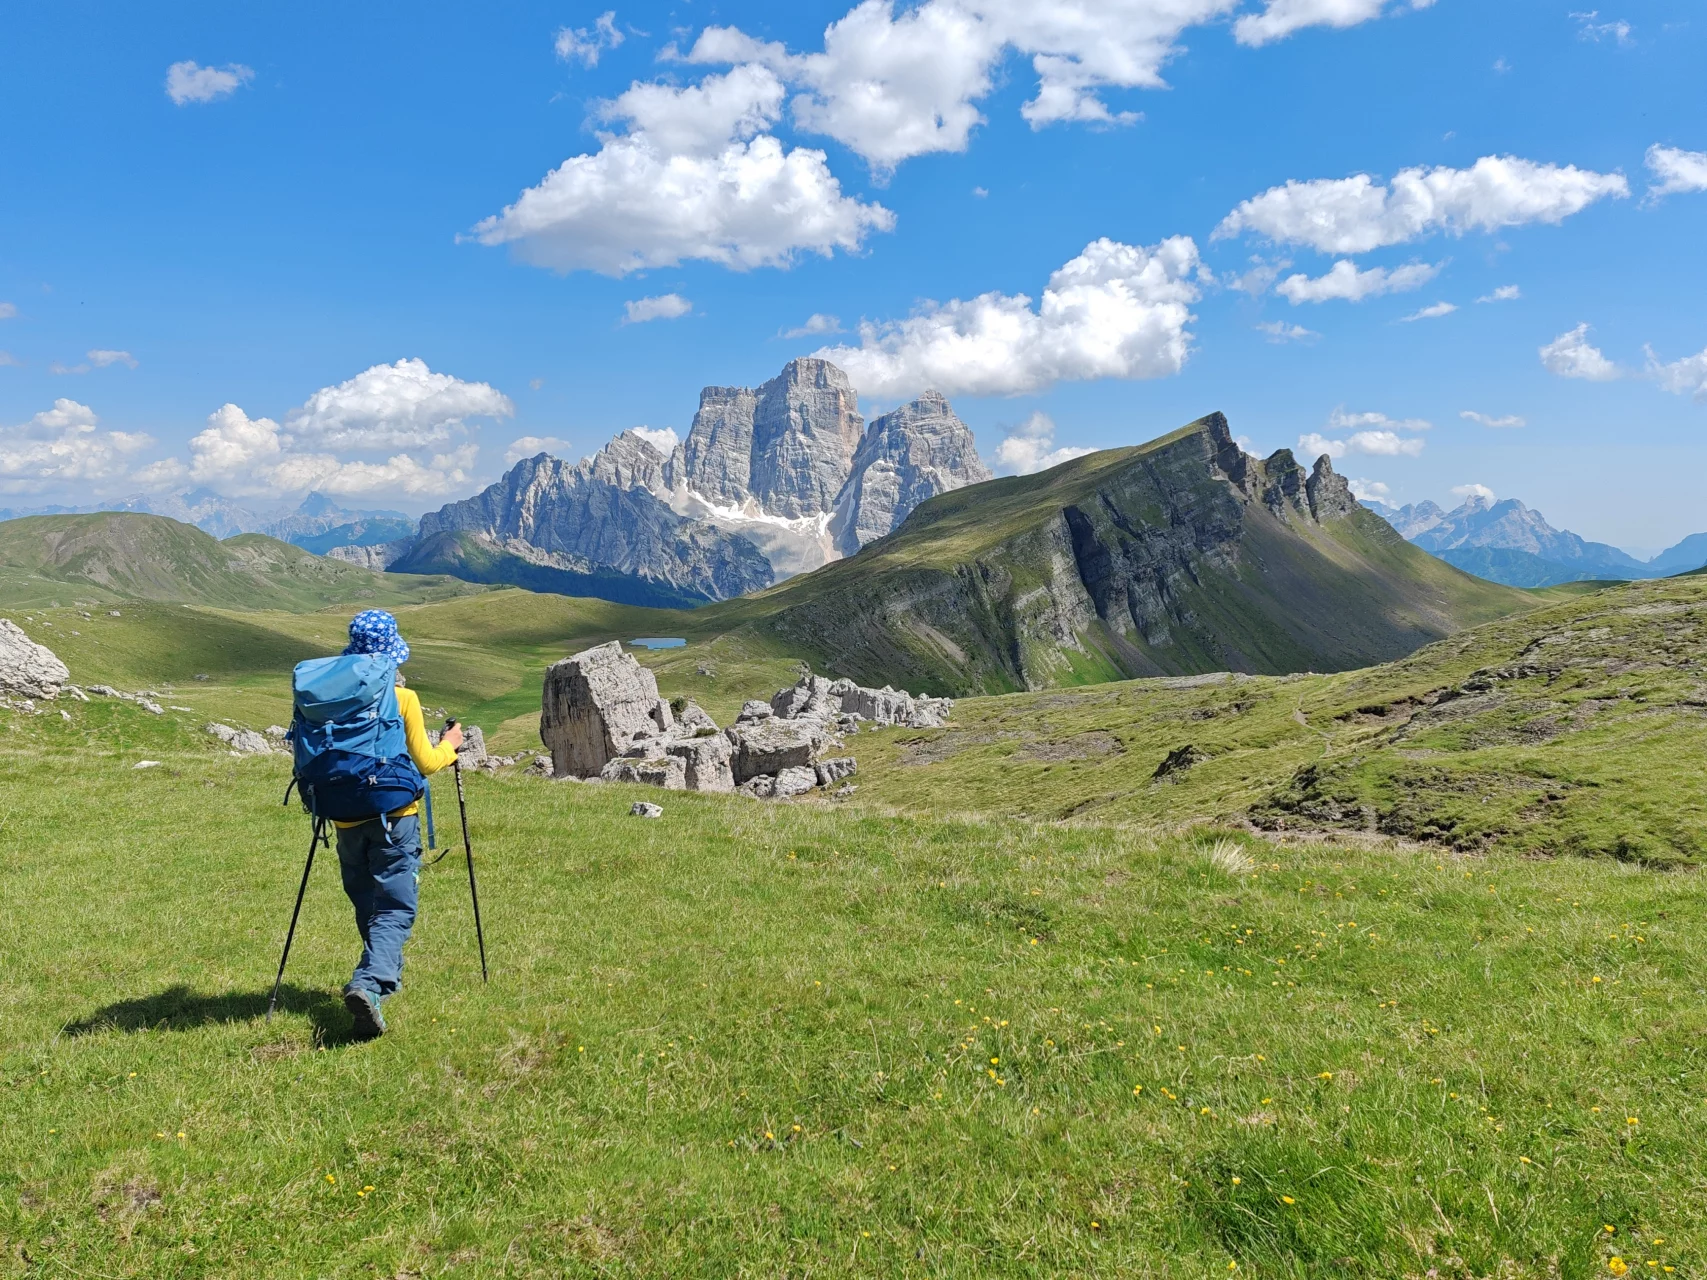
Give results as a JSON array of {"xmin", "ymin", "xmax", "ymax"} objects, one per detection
[{"xmin": 331, "ymin": 609, "xmax": 461, "ymax": 1039}]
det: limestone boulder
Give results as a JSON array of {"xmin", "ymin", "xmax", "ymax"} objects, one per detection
[
  {"xmin": 665, "ymin": 733, "xmax": 735, "ymax": 792},
  {"xmin": 725, "ymin": 717, "xmax": 830, "ymax": 784},
  {"xmin": 600, "ymin": 754, "xmax": 687, "ymax": 790},
  {"xmin": 0, "ymin": 619, "xmax": 69, "ymax": 700},
  {"xmin": 541, "ymin": 641, "xmax": 664, "ymax": 778},
  {"xmin": 814, "ymin": 757, "xmax": 857, "ymax": 787},
  {"xmin": 770, "ymin": 674, "xmax": 839, "ymax": 722},
  {"xmin": 773, "ymin": 765, "xmax": 818, "ymax": 798}
]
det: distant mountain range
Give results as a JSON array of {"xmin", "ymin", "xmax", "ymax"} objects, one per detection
[
  {"xmin": 0, "ymin": 489, "xmax": 412, "ymax": 555},
  {"xmin": 329, "ymin": 357, "xmax": 993, "ymax": 607},
  {"xmin": 1365, "ymin": 495, "xmax": 1706, "ymax": 587}
]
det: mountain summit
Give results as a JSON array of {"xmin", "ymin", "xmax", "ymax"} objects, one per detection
[
  {"xmin": 360, "ymin": 358, "xmax": 992, "ymax": 603},
  {"xmin": 720, "ymin": 412, "xmax": 1529, "ymax": 693},
  {"xmin": 1366, "ymin": 494, "xmax": 1658, "ymax": 586}
]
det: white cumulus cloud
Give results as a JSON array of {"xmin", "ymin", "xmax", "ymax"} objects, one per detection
[
  {"xmin": 89, "ymin": 349, "xmax": 138, "ymax": 369},
  {"xmin": 0, "ymin": 302, "xmax": 16, "ymax": 320},
  {"xmin": 184, "ymin": 403, "xmax": 480, "ymax": 499},
  {"xmin": 622, "ymin": 294, "xmax": 693, "ymax": 325},
  {"xmin": 813, "ymin": 235, "xmax": 1202, "ymax": 399},
  {"xmin": 1539, "ymin": 324, "xmax": 1621, "ymax": 381},
  {"xmin": 1235, "ymin": 0, "xmax": 1426, "ymax": 49},
  {"xmin": 1399, "ymin": 301, "xmax": 1457, "ymax": 321},
  {"xmin": 1216, "ymin": 155, "xmax": 1629, "ymax": 254},
  {"xmin": 165, "ymin": 60, "xmax": 254, "ymax": 106},
  {"xmin": 1300, "ymin": 409, "xmax": 1429, "ymax": 460},
  {"xmin": 1276, "ymin": 259, "xmax": 1439, "ymax": 304},
  {"xmin": 1645, "ymin": 344, "xmax": 1707, "ymax": 401},
  {"xmin": 1256, "ymin": 320, "xmax": 1320, "ymax": 343},
  {"xmin": 469, "ymin": 65, "xmax": 893, "ymax": 276},
  {"xmin": 782, "ymin": 313, "xmax": 844, "ymax": 339},
  {"xmin": 1460, "ymin": 410, "xmax": 1526, "ymax": 428},
  {"xmin": 1451, "ymin": 482, "xmax": 1496, "ymax": 503},
  {"xmin": 505, "ymin": 435, "xmax": 573, "ymax": 466},
  {"xmin": 1477, "ymin": 284, "xmax": 1521, "ymax": 303},
  {"xmin": 991, "ymin": 412, "xmax": 1095, "ymax": 475},
  {"xmin": 1645, "ymin": 144, "xmax": 1707, "ymax": 200},
  {"xmin": 285, "ymin": 358, "xmax": 513, "ymax": 450},
  {"xmin": 0, "ymin": 399, "xmax": 153, "ymax": 495},
  {"xmin": 555, "ymin": 12, "xmax": 624, "ymax": 67},
  {"xmin": 684, "ymin": 0, "xmax": 1301, "ymax": 165},
  {"xmin": 630, "ymin": 426, "xmax": 682, "ymax": 455},
  {"xmin": 1348, "ymin": 477, "xmax": 1390, "ymax": 501}
]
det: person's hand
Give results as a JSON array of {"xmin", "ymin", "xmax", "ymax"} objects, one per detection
[{"xmin": 443, "ymin": 724, "xmax": 465, "ymax": 751}]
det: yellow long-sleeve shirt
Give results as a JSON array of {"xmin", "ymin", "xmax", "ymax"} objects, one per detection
[{"xmin": 333, "ymin": 684, "xmax": 460, "ymax": 828}]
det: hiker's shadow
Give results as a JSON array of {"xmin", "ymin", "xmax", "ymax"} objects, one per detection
[{"xmin": 63, "ymin": 983, "xmax": 361, "ymax": 1047}]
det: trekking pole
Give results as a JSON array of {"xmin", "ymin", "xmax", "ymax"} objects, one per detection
[
  {"xmin": 446, "ymin": 720, "xmax": 489, "ymax": 983},
  {"xmin": 267, "ymin": 817, "xmax": 326, "ymax": 1022}
]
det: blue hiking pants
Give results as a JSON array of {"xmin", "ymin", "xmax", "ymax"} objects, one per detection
[{"xmin": 334, "ymin": 814, "xmax": 421, "ymax": 999}]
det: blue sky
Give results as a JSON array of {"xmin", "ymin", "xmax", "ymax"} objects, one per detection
[{"xmin": 1, "ymin": 0, "xmax": 1702, "ymax": 551}]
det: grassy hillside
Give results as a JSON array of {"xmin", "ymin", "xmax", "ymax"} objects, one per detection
[
  {"xmin": 2, "ymin": 637, "xmax": 1705, "ymax": 1275},
  {"xmin": 394, "ymin": 529, "xmax": 712, "ymax": 609},
  {"xmin": 840, "ymin": 570, "xmax": 1706, "ymax": 865},
  {"xmin": 683, "ymin": 417, "xmax": 1535, "ymax": 695},
  {"xmin": 0, "ymin": 513, "xmax": 483, "ymax": 610}
]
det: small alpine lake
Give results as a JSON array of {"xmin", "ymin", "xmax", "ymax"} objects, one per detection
[{"xmin": 628, "ymin": 637, "xmax": 687, "ymax": 649}]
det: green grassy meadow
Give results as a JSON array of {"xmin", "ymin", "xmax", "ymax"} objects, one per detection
[{"xmin": 2, "ymin": 575, "xmax": 1705, "ymax": 1276}]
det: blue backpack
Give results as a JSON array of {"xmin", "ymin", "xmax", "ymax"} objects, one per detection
[{"xmin": 289, "ymin": 654, "xmax": 427, "ymax": 825}]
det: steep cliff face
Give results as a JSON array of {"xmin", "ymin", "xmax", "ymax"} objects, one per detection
[
  {"xmin": 828, "ymin": 391, "xmax": 993, "ymax": 556},
  {"xmin": 414, "ymin": 439, "xmax": 773, "ymax": 604},
  {"xmin": 674, "ymin": 358, "xmax": 865, "ymax": 519},
  {"xmin": 742, "ymin": 413, "xmax": 1530, "ymax": 694}
]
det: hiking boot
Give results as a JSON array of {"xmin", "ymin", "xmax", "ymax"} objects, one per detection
[{"xmin": 343, "ymin": 987, "xmax": 386, "ymax": 1040}]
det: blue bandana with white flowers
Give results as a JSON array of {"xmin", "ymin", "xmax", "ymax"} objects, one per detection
[{"xmin": 343, "ymin": 609, "xmax": 410, "ymax": 665}]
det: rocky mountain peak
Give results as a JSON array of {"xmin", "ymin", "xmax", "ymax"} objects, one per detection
[
  {"xmin": 680, "ymin": 357, "xmax": 864, "ymax": 518},
  {"xmin": 828, "ymin": 390, "xmax": 993, "ymax": 555}
]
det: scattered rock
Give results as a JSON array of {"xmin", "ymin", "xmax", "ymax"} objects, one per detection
[
  {"xmin": 454, "ymin": 723, "xmax": 487, "ymax": 766},
  {"xmin": 737, "ymin": 774, "xmax": 778, "ymax": 799},
  {"xmin": 774, "ymin": 765, "xmax": 819, "ymax": 798},
  {"xmin": 630, "ymin": 802, "xmax": 664, "ymax": 819},
  {"xmin": 60, "ymin": 709, "xmax": 71, "ymax": 722},
  {"xmin": 832, "ymin": 783, "xmax": 858, "ymax": 798},
  {"xmin": 664, "ymin": 732, "xmax": 735, "ymax": 792},
  {"xmin": 64, "ymin": 685, "xmax": 89, "ymax": 702},
  {"xmin": 771, "ymin": 672, "xmax": 953, "ymax": 729},
  {"xmin": 266, "ymin": 725, "xmax": 288, "ymax": 739},
  {"xmin": 600, "ymin": 754, "xmax": 687, "ymax": 790},
  {"xmin": 133, "ymin": 760, "xmax": 161, "ymax": 770},
  {"xmin": 193, "ymin": 673, "xmax": 209, "ymax": 681},
  {"xmin": 815, "ymin": 757, "xmax": 857, "ymax": 786},
  {"xmin": 675, "ymin": 699, "xmax": 719, "ymax": 733},
  {"xmin": 206, "ymin": 722, "xmax": 276, "ymax": 755},
  {"xmin": 0, "ymin": 619, "xmax": 70, "ymax": 700},
  {"xmin": 1153, "ymin": 744, "xmax": 1209, "ymax": 781},
  {"xmin": 137, "ymin": 700, "xmax": 165, "ymax": 716},
  {"xmin": 88, "ymin": 684, "xmax": 120, "ymax": 697},
  {"xmin": 737, "ymin": 699, "xmax": 774, "ymax": 722},
  {"xmin": 726, "ymin": 717, "xmax": 830, "ymax": 783}
]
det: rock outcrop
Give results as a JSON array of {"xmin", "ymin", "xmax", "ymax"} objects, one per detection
[
  {"xmin": 540, "ymin": 642, "xmax": 674, "ymax": 778},
  {"xmin": 829, "ymin": 392, "xmax": 992, "ymax": 555},
  {"xmin": 206, "ymin": 722, "xmax": 279, "ymax": 755},
  {"xmin": 326, "ymin": 538, "xmax": 415, "ymax": 571},
  {"xmin": 0, "ymin": 620, "xmax": 69, "ymax": 700},
  {"xmin": 538, "ymin": 644, "xmax": 956, "ymax": 797}
]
